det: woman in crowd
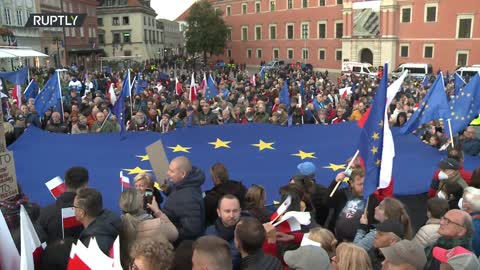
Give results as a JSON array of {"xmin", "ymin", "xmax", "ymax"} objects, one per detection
[
  {"xmin": 244, "ymin": 184, "xmax": 271, "ymax": 223},
  {"xmin": 331, "ymin": 242, "xmax": 372, "ymax": 270},
  {"xmin": 129, "ymin": 236, "xmax": 175, "ymax": 270},
  {"xmin": 133, "ymin": 173, "xmax": 163, "ymax": 206},
  {"xmin": 308, "ymin": 227, "xmax": 338, "ymax": 259},
  {"xmin": 119, "ymin": 189, "xmax": 178, "ymax": 267}
]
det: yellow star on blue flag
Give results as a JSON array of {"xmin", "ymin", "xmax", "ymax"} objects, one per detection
[
  {"xmin": 123, "ymin": 167, "xmax": 152, "ymax": 175},
  {"xmin": 323, "ymin": 163, "xmax": 346, "ymax": 171},
  {"xmin": 167, "ymin": 144, "xmax": 192, "ymax": 153},
  {"xmin": 208, "ymin": 138, "xmax": 232, "ymax": 149},
  {"xmin": 292, "ymin": 150, "xmax": 316, "ymax": 160},
  {"xmin": 251, "ymin": 140, "xmax": 275, "ymax": 151}
]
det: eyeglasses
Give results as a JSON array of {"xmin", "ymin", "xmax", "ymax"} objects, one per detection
[{"xmin": 441, "ymin": 216, "xmax": 464, "ymax": 227}]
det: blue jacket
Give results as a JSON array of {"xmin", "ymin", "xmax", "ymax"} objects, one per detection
[
  {"xmin": 205, "ymin": 220, "xmax": 241, "ymax": 270},
  {"xmin": 471, "ymin": 212, "xmax": 480, "ymax": 256}
]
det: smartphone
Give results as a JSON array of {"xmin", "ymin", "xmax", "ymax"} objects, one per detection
[{"xmin": 144, "ymin": 188, "xmax": 153, "ymax": 211}]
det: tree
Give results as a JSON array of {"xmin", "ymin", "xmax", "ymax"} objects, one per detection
[{"xmin": 185, "ymin": 0, "xmax": 228, "ymax": 67}]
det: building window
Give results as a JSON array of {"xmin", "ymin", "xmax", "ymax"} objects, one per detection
[
  {"xmin": 255, "ymin": 2, "xmax": 261, "ymax": 13},
  {"xmin": 242, "ymin": 26, "xmax": 248, "ymax": 41},
  {"xmin": 335, "ymin": 22, "xmax": 343, "ymax": 38},
  {"xmin": 99, "ymin": 34, "xmax": 105, "ymax": 45},
  {"xmin": 112, "ymin": 17, "xmax": 119, "ymax": 25},
  {"xmin": 288, "ymin": 0, "xmax": 293, "ymax": 9},
  {"xmin": 400, "ymin": 44, "xmax": 409, "ymax": 57},
  {"xmin": 227, "ymin": 28, "xmax": 232, "ymax": 41},
  {"xmin": 144, "ymin": 29, "xmax": 147, "ymax": 42},
  {"xmin": 242, "ymin": 3, "xmax": 247, "ymax": 14},
  {"xmin": 270, "ymin": 0, "xmax": 275, "ymax": 11},
  {"xmin": 318, "ymin": 22, "xmax": 326, "ymax": 38},
  {"xmin": 124, "ymin": 50, "xmax": 132, "ymax": 56},
  {"xmin": 401, "ymin": 7, "xmax": 411, "ymax": 23},
  {"xmin": 255, "ymin": 25, "xmax": 262, "ymax": 40},
  {"xmin": 318, "ymin": 49, "xmax": 326, "ymax": 60},
  {"xmin": 226, "ymin": 6, "xmax": 231, "ymax": 16},
  {"xmin": 286, "ymin": 24, "xmax": 294, "ymax": 40},
  {"xmin": 227, "ymin": 49, "xmax": 232, "ymax": 58},
  {"xmin": 302, "ymin": 48, "xmax": 309, "ymax": 59},
  {"xmin": 113, "ymin": 33, "xmax": 121, "ymax": 44},
  {"xmin": 80, "ymin": 27, "xmax": 84, "ymax": 37},
  {"xmin": 425, "ymin": 4, "xmax": 437, "ymax": 22},
  {"xmin": 337, "ymin": 0, "xmax": 343, "ymax": 4},
  {"xmin": 143, "ymin": 16, "xmax": 146, "ymax": 25},
  {"xmin": 423, "ymin": 44, "xmax": 434, "ymax": 58},
  {"xmin": 287, "ymin": 48, "xmax": 294, "ymax": 60},
  {"xmin": 71, "ymin": 28, "xmax": 76, "ymax": 37},
  {"xmin": 123, "ymin": 16, "xmax": 129, "ymax": 25},
  {"xmin": 273, "ymin": 49, "xmax": 279, "ymax": 59},
  {"xmin": 457, "ymin": 15, "xmax": 473, "ymax": 39},
  {"xmin": 319, "ymin": 0, "xmax": 325, "ymax": 6},
  {"xmin": 16, "ymin": 10, "xmax": 22, "ymax": 26},
  {"xmin": 123, "ymin": 32, "xmax": 130, "ymax": 43},
  {"xmin": 4, "ymin": 8, "xmax": 11, "ymax": 25},
  {"xmin": 303, "ymin": 0, "xmax": 308, "ymax": 8},
  {"xmin": 456, "ymin": 51, "xmax": 468, "ymax": 66},
  {"xmin": 270, "ymin": 25, "xmax": 277, "ymax": 40},
  {"xmin": 257, "ymin": 49, "xmax": 262, "ymax": 59},
  {"xmin": 93, "ymin": 28, "xmax": 96, "ymax": 37},
  {"xmin": 97, "ymin": 18, "xmax": 103, "ymax": 26},
  {"xmin": 247, "ymin": 49, "xmax": 252, "ymax": 58},
  {"xmin": 335, "ymin": 49, "xmax": 342, "ymax": 61},
  {"xmin": 301, "ymin": 23, "xmax": 309, "ymax": 39}
]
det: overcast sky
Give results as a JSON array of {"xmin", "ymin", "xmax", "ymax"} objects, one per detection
[{"xmin": 151, "ymin": 0, "xmax": 195, "ymax": 21}]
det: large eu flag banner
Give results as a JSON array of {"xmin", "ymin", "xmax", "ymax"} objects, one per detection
[{"xmin": 9, "ymin": 123, "xmax": 480, "ymax": 212}]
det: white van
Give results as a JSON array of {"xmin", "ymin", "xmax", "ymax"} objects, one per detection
[
  {"xmin": 341, "ymin": 62, "xmax": 377, "ymax": 78},
  {"xmin": 392, "ymin": 63, "xmax": 433, "ymax": 79},
  {"xmin": 455, "ymin": 66, "xmax": 480, "ymax": 79}
]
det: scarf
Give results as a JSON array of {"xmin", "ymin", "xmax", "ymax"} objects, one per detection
[{"xmin": 214, "ymin": 219, "xmax": 236, "ymax": 242}]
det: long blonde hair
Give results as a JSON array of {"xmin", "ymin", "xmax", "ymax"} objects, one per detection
[
  {"xmin": 119, "ymin": 189, "xmax": 144, "ymax": 267},
  {"xmin": 336, "ymin": 243, "xmax": 372, "ymax": 270},
  {"xmin": 381, "ymin": 197, "xmax": 413, "ymax": 240},
  {"xmin": 308, "ymin": 227, "xmax": 338, "ymax": 258},
  {"xmin": 133, "ymin": 173, "xmax": 154, "ymax": 187},
  {"xmin": 245, "ymin": 185, "xmax": 266, "ymax": 210}
]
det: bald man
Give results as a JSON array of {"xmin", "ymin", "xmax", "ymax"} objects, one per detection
[
  {"xmin": 163, "ymin": 156, "xmax": 206, "ymax": 243},
  {"xmin": 425, "ymin": 209, "xmax": 474, "ymax": 269}
]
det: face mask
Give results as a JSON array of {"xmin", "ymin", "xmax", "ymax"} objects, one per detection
[
  {"xmin": 458, "ymin": 198, "xmax": 464, "ymax": 210},
  {"xmin": 345, "ymin": 168, "xmax": 353, "ymax": 177},
  {"xmin": 438, "ymin": 171, "xmax": 449, "ymax": 180},
  {"xmin": 437, "ymin": 190, "xmax": 447, "ymax": 200}
]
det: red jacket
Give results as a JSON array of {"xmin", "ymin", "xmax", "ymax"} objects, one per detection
[{"xmin": 428, "ymin": 166, "xmax": 472, "ymax": 198}]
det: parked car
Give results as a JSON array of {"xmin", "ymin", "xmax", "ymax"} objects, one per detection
[
  {"xmin": 455, "ymin": 66, "xmax": 480, "ymax": 80},
  {"xmin": 341, "ymin": 61, "xmax": 377, "ymax": 79},
  {"xmin": 392, "ymin": 63, "xmax": 433, "ymax": 80},
  {"xmin": 264, "ymin": 60, "xmax": 288, "ymax": 71}
]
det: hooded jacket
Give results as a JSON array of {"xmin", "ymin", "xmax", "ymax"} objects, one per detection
[
  {"xmin": 78, "ymin": 209, "xmax": 121, "ymax": 254},
  {"xmin": 163, "ymin": 166, "xmax": 206, "ymax": 242}
]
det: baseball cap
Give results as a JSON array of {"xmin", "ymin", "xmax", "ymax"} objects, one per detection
[
  {"xmin": 284, "ymin": 246, "xmax": 330, "ymax": 270},
  {"xmin": 438, "ymin": 158, "xmax": 460, "ymax": 170},
  {"xmin": 376, "ymin": 219, "xmax": 405, "ymax": 239},
  {"xmin": 297, "ymin": 162, "xmax": 316, "ymax": 176},
  {"xmin": 433, "ymin": 246, "xmax": 480, "ymax": 270},
  {"xmin": 380, "ymin": 240, "xmax": 426, "ymax": 270}
]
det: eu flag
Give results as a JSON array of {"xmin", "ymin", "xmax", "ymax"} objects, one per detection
[
  {"xmin": 121, "ymin": 70, "xmax": 131, "ymax": 98},
  {"xmin": 280, "ymin": 80, "xmax": 290, "ymax": 107},
  {"xmin": 449, "ymin": 73, "xmax": 480, "ymax": 135},
  {"xmin": 10, "ymin": 123, "xmax": 480, "ymax": 213},
  {"xmin": 23, "ymin": 79, "xmax": 39, "ymax": 100},
  {"xmin": 205, "ymin": 75, "xmax": 218, "ymax": 100},
  {"xmin": 259, "ymin": 66, "xmax": 266, "ymax": 81},
  {"xmin": 454, "ymin": 73, "xmax": 466, "ymax": 96},
  {"xmin": 0, "ymin": 67, "xmax": 28, "ymax": 85},
  {"xmin": 34, "ymin": 71, "xmax": 62, "ymax": 116},
  {"xmin": 399, "ymin": 73, "xmax": 450, "ymax": 134},
  {"xmin": 112, "ymin": 88, "xmax": 126, "ymax": 135},
  {"xmin": 135, "ymin": 80, "xmax": 148, "ymax": 94},
  {"xmin": 357, "ymin": 64, "xmax": 388, "ymax": 200},
  {"xmin": 299, "ymin": 80, "xmax": 305, "ymax": 98},
  {"xmin": 423, "ymin": 75, "xmax": 430, "ymax": 88}
]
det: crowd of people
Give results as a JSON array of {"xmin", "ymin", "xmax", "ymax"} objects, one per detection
[
  {"xmin": 0, "ymin": 61, "xmax": 480, "ymax": 269},
  {"xmin": 1, "ymin": 151, "xmax": 480, "ymax": 270}
]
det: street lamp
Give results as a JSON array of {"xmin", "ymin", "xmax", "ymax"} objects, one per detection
[{"xmin": 52, "ymin": 36, "xmax": 62, "ymax": 68}]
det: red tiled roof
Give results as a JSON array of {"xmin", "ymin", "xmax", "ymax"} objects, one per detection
[{"xmin": 175, "ymin": 4, "xmax": 193, "ymax": 21}]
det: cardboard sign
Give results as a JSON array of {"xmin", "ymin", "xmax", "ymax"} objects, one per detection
[
  {"xmin": 0, "ymin": 151, "xmax": 18, "ymax": 201},
  {"xmin": 146, "ymin": 140, "xmax": 169, "ymax": 186}
]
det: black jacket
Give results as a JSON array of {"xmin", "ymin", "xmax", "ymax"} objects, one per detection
[
  {"xmin": 78, "ymin": 209, "xmax": 121, "ymax": 254},
  {"xmin": 163, "ymin": 166, "xmax": 206, "ymax": 242},
  {"xmin": 240, "ymin": 250, "xmax": 283, "ymax": 270},
  {"xmin": 38, "ymin": 192, "xmax": 83, "ymax": 243},
  {"xmin": 204, "ymin": 180, "xmax": 247, "ymax": 226}
]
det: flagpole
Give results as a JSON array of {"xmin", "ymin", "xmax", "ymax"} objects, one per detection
[
  {"xmin": 57, "ymin": 72, "xmax": 65, "ymax": 118},
  {"xmin": 447, "ymin": 118, "xmax": 455, "ymax": 148},
  {"xmin": 330, "ymin": 150, "xmax": 360, "ymax": 197},
  {"xmin": 129, "ymin": 75, "xmax": 135, "ymax": 123},
  {"xmin": 23, "ymin": 79, "xmax": 33, "ymax": 94},
  {"xmin": 99, "ymin": 111, "xmax": 111, "ymax": 131}
]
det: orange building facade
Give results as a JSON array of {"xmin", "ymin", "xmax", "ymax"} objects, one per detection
[{"xmin": 209, "ymin": 0, "xmax": 480, "ymax": 72}]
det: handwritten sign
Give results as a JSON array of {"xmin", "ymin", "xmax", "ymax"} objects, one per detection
[{"xmin": 0, "ymin": 151, "xmax": 18, "ymax": 201}]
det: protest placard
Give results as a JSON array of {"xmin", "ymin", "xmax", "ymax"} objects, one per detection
[{"xmin": 146, "ymin": 140, "xmax": 169, "ymax": 186}]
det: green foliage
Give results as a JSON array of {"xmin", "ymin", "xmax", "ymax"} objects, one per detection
[{"xmin": 185, "ymin": 0, "xmax": 228, "ymax": 62}]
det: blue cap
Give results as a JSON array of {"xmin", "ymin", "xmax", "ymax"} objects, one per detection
[{"xmin": 297, "ymin": 162, "xmax": 316, "ymax": 175}]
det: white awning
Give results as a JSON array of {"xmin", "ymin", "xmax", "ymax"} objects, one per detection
[{"xmin": 0, "ymin": 48, "xmax": 49, "ymax": 58}]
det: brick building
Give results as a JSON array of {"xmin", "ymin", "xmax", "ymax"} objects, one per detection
[{"xmin": 207, "ymin": 0, "xmax": 480, "ymax": 72}]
